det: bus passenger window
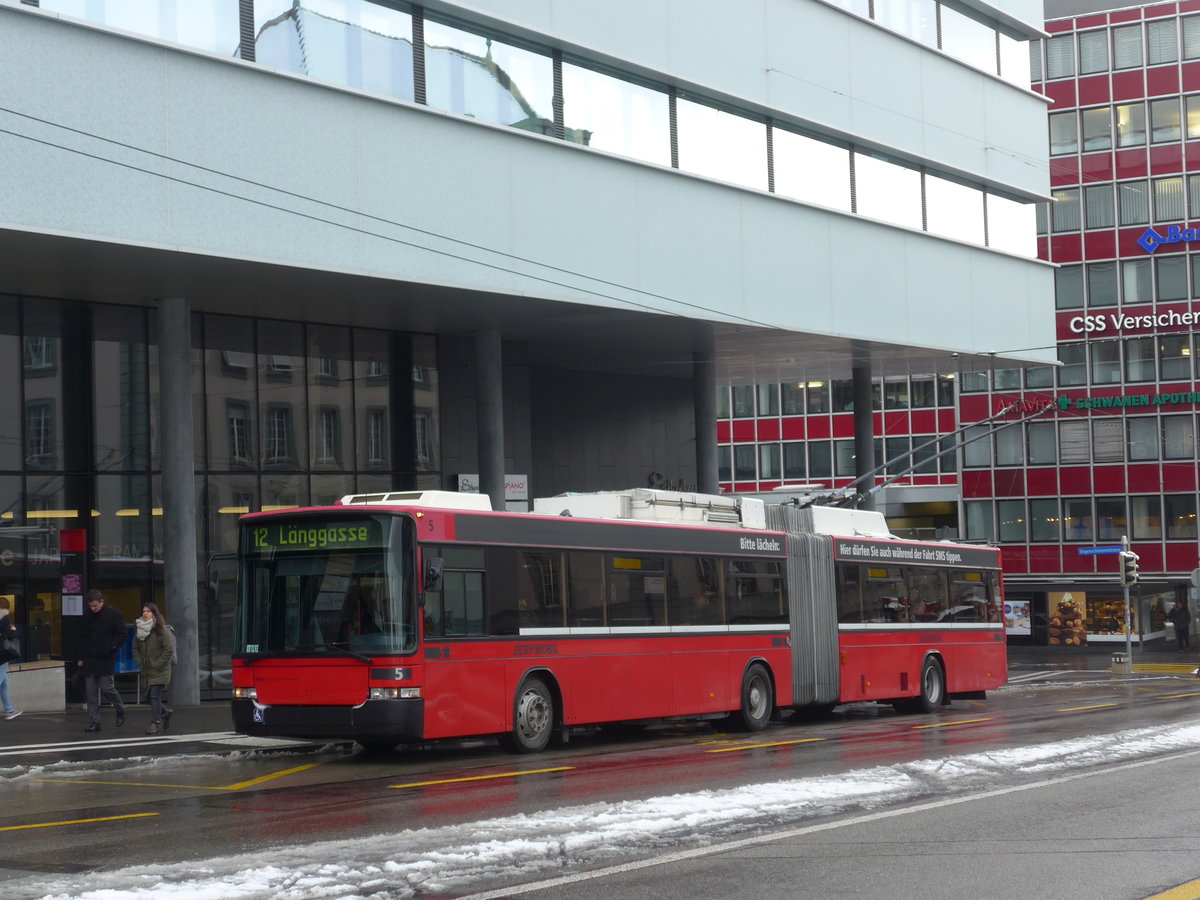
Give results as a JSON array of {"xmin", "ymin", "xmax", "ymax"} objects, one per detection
[
  {"xmin": 836, "ymin": 565, "xmax": 863, "ymax": 622},
  {"xmin": 567, "ymin": 551, "xmax": 605, "ymax": 627},
  {"xmin": 727, "ymin": 560, "xmax": 785, "ymax": 625},
  {"xmin": 668, "ymin": 557, "xmax": 723, "ymax": 625}
]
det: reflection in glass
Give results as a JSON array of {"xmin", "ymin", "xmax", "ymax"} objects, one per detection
[
  {"xmin": 1116, "ymin": 103, "xmax": 1146, "ymax": 147},
  {"xmin": 773, "ymin": 129, "xmax": 850, "ymax": 212},
  {"xmin": 307, "ymin": 325, "xmax": 352, "ymax": 470},
  {"xmin": 1128, "ymin": 417, "xmax": 1159, "ymax": 460},
  {"xmin": 854, "ymin": 152, "xmax": 921, "ymax": 230},
  {"xmin": 93, "ymin": 306, "xmax": 149, "ymax": 473},
  {"xmin": 940, "ymin": 3, "xmax": 997, "ymax": 73},
  {"xmin": 999, "ymin": 31, "xmax": 1030, "ymax": 87},
  {"xmin": 425, "ymin": 18, "xmax": 553, "ymax": 133},
  {"xmin": 925, "ymin": 174, "xmax": 984, "ymax": 245},
  {"xmin": 1131, "ymin": 495, "xmax": 1161, "ymax": 540},
  {"xmin": 561, "ymin": 63, "xmax": 670, "ymax": 166},
  {"xmin": 1087, "ymin": 262, "xmax": 1117, "ymax": 307},
  {"xmin": 987, "ymin": 194, "xmax": 1037, "ymax": 257},
  {"xmin": 1081, "ymin": 107, "xmax": 1112, "ymax": 151},
  {"xmin": 1123, "ymin": 259, "xmax": 1151, "ymax": 303},
  {"xmin": 44, "ymin": 0, "xmax": 240, "ymax": 55},
  {"xmin": 0, "ymin": 300, "xmax": 20, "ymax": 471},
  {"xmin": 354, "ymin": 329, "xmax": 391, "ymax": 472},
  {"xmin": 1030, "ymin": 498, "xmax": 1060, "ymax": 541},
  {"xmin": 875, "ymin": 0, "xmax": 936, "ymax": 48},
  {"xmin": 258, "ymin": 321, "xmax": 305, "ymax": 469},
  {"xmin": 23, "ymin": 304, "xmax": 65, "ymax": 473},
  {"xmin": 1151, "ymin": 98, "xmax": 1182, "ymax": 143},
  {"xmin": 676, "ymin": 99, "xmax": 767, "ymax": 192},
  {"xmin": 254, "ymin": 0, "xmax": 414, "ymax": 100}
]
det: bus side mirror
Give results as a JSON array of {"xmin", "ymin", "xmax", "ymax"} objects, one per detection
[{"xmin": 423, "ymin": 557, "xmax": 444, "ymax": 594}]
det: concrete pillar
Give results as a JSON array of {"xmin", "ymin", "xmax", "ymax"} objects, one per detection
[
  {"xmin": 475, "ymin": 330, "xmax": 505, "ymax": 512},
  {"xmin": 693, "ymin": 349, "xmax": 718, "ymax": 493},
  {"xmin": 157, "ymin": 298, "xmax": 199, "ymax": 705},
  {"xmin": 852, "ymin": 344, "xmax": 876, "ymax": 511}
]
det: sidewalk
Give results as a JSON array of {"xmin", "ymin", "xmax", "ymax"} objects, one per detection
[{"xmin": 0, "ymin": 697, "xmax": 239, "ymax": 750}]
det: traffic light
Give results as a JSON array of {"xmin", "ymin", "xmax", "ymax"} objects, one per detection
[{"xmin": 1119, "ymin": 550, "xmax": 1140, "ymax": 586}]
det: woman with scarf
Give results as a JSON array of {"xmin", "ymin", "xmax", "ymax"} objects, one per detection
[{"xmin": 133, "ymin": 602, "xmax": 174, "ymax": 734}]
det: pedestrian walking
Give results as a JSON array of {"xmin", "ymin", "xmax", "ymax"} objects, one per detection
[
  {"xmin": 78, "ymin": 589, "xmax": 127, "ymax": 732},
  {"xmin": 1169, "ymin": 600, "xmax": 1192, "ymax": 652},
  {"xmin": 133, "ymin": 602, "xmax": 174, "ymax": 734},
  {"xmin": 0, "ymin": 597, "xmax": 22, "ymax": 720}
]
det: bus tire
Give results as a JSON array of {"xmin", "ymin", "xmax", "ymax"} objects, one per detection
[
  {"xmin": 916, "ymin": 657, "xmax": 945, "ymax": 713},
  {"xmin": 732, "ymin": 663, "xmax": 774, "ymax": 732},
  {"xmin": 499, "ymin": 677, "xmax": 554, "ymax": 753}
]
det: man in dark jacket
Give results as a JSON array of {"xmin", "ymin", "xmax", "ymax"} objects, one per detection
[
  {"xmin": 78, "ymin": 589, "xmax": 127, "ymax": 732},
  {"xmin": 1170, "ymin": 600, "xmax": 1193, "ymax": 652}
]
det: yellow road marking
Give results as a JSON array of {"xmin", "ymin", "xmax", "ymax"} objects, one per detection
[
  {"xmin": 0, "ymin": 812, "xmax": 158, "ymax": 832},
  {"xmin": 1059, "ymin": 703, "xmax": 1119, "ymax": 712},
  {"xmin": 911, "ymin": 717, "xmax": 993, "ymax": 730},
  {"xmin": 390, "ymin": 766, "xmax": 574, "ymax": 789},
  {"xmin": 37, "ymin": 761, "xmax": 323, "ymax": 792},
  {"xmin": 1145, "ymin": 877, "xmax": 1200, "ymax": 899},
  {"xmin": 705, "ymin": 738, "xmax": 825, "ymax": 753},
  {"xmin": 1156, "ymin": 692, "xmax": 1200, "ymax": 701}
]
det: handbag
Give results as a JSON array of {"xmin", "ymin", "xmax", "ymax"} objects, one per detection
[{"xmin": 1, "ymin": 634, "xmax": 19, "ymax": 662}]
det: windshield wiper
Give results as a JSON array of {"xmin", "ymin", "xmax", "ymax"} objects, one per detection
[{"xmin": 324, "ymin": 642, "xmax": 372, "ymax": 663}]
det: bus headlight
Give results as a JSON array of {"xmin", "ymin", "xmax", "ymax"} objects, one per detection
[
  {"xmin": 234, "ymin": 687, "xmax": 257, "ymax": 700},
  {"xmin": 370, "ymin": 687, "xmax": 422, "ymax": 700}
]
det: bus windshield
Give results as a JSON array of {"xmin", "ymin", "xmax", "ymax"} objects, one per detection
[{"xmin": 237, "ymin": 514, "xmax": 416, "ymax": 657}]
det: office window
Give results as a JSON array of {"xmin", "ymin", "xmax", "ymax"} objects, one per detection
[
  {"xmin": 1079, "ymin": 30, "xmax": 1109, "ymax": 75},
  {"xmin": 716, "ymin": 387, "xmax": 730, "ymax": 419},
  {"xmin": 782, "ymin": 442, "xmax": 806, "ymax": 480},
  {"xmin": 757, "ymin": 383, "xmax": 779, "ymax": 416},
  {"xmin": 911, "ymin": 378, "xmax": 935, "ymax": 408},
  {"xmin": 1128, "ymin": 417, "xmax": 1160, "ymax": 461},
  {"xmin": 854, "ymin": 152, "xmax": 922, "ymax": 229},
  {"xmin": 987, "ymin": 193, "xmax": 1037, "ymax": 256},
  {"xmin": 773, "ymin": 129, "xmax": 852, "ymax": 213},
  {"xmin": 733, "ymin": 445, "xmax": 756, "ymax": 481},
  {"xmin": 731, "ymin": 386, "xmax": 755, "ymax": 418},
  {"xmin": 809, "ymin": 442, "xmax": 832, "ymax": 479},
  {"xmin": 227, "ymin": 401, "xmax": 251, "ymax": 466},
  {"xmin": 1161, "ymin": 335, "xmax": 1192, "ymax": 381},
  {"xmin": 1081, "ymin": 107, "xmax": 1112, "ymax": 151},
  {"xmin": 1028, "ymin": 422, "xmax": 1057, "ymax": 464},
  {"xmin": 1148, "ymin": 18, "xmax": 1179, "ymax": 65},
  {"xmin": 1190, "ymin": 174, "xmax": 1200, "ymax": 220},
  {"xmin": 1087, "ymin": 262, "xmax": 1118, "ymax": 307},
  {"xmin": 1090, "ymin": 341, "xmax": 1122, "ymax": 384},
  {"xmin": 1030, "ymin": 498, "xmax": 1061, "ymax": 541},
  {"xmin": 49, "ymin": 0, "xmax": 242, "ymax": 56},
  {"xmin": 717, "ymin": 445, "xmax": 732, "ymax": 482},
  {"xmin": 561, "ymin": 62, "xmax": 671, "ymax": 167},
  {"xmin": 781, "ymin": 383, "xmax": 804, "ymax": 415},
  {"xmin": 1085, "ymin": 184, "xmax": 1115, "ymax": 228},
  {"xmin": 1095, "ymin": 497, "xmax": 1127, "ymax": 539},
  {"xmin": 998, "ymin": 499, "xmax": 1026, "ymax": 542},
  {"xmin": 1151, "ymin": 100, "xmax": 1183, "ymax": 144},
  {"xmin": 1125, "ymin": 337, "xmax": 1157, "ymax": 382},
  {"xmin": 1119, "ymin": 181, "xmax": 1150, "ymax": 225},
  {"xmin": 806, "ymin": 382, "xmax": 830, "ymax": 414},
  {"xmin": 1052, "ymin": 189, "xmax": 1081, "ymax": 232},
  {"xmin": 883, "ymin": 380, "xmax": 909, "ymax": 410},
  {"xmin": 995, "ymin": 426, "xmax": 1024, "ymax": 466},
  {"xmin": 1058, "ymin": 343, "xmax": 1087, "ymax": 386},
  {"xmin": 1189, "ymin": 97, "xmax": 1200, "ymax": 141},
  {"xmin": 1026, "ymin": 365, "xmax": 1054, "ymax": 388},
  {"xmin": 1060, "ymin": 421, "xmax": 1090, "ymax": 463},
  {"xmin": 1158, "ymin": 255, "xmax": 1188, "ymax": 300},
  {"xmin": 1123, "ymin": 258, "xmax": 1153, "ymax": 303},
  {"xmin": 1154, "ymin": 176, "xmax": 1186, "ymax": 221},
  {"xmin": 925, "ymin": 173, "xmax": 984, "ymax": 245},
  {"xmin": 875, "ymin": 0, "xmax": 937, "ymax": 48},
  {"xmin": 1186, "ymin": 17, "xmax": 1200, "ymax": 59},
  {"xmin": 994, "ymin": 368, "xmax": 1021, "ymax": 391},
  {"xmin": 1049, "ymin": 112, "xmax": 1079, "ymax": 156},
  {"xmin": 1029, "ymin": 40, "xmax": 1043, "ymax": 83},
  {"xmin": 939, "ymin": 435, "xmax": 957, "ymax": 474},
  {"xmin": 1113, "ymin": 24, "xmax": 1143, "ymax": 69},
  {"xmin": 1064, "ymin": 497, "xmax": 1094, "ymax": 541},
  {"xmin": 937, "ymin": 376, "xmax": 955, "ymax": 407},
  {"xmin": 834, "ymin": 440, "xmax": 856, "ymax": 477},
  {"xmin": 965, "ymin": 501, "xmax": 995, "ymax": 542},
  {"xmin": 1093, "ymin": 418, "xmax": 1124, "ymax": 463},
  {"xmin": 676, "ymin": 98, "xmax": 768, "ymax": 191},
  {"xmin": 1046, "ymin": 34, "xmax": 1075, "ymax": 78},
  {"xmin": 1116, "ymin": 104, "xmax": 1147, "ymax": 147},
  {"xmin": 1131, "ymin": 495, "xmax": 1162, "ymax": 540},
  {"xmin": 999, "ymin": 30, "xmax": 1029, "ymax": 87},
  {"xmin": 1055, "ymin": 265, "xmax": 1084, "ymax": 309},
  {"xmin": 1164, "ymin": 415, "xmax": 1196, "ymax": 459},
  {"xmin": 939, "ymin": 3, "xmax": 995, "ymax": 72},
  {"xmin": 831, "ymin": 379, "xmax": 855, "ymax": 412},
  {"xmin": 1166, "ymin": 494, "xmax": 1198, "ymax": 538},
  {"xmin": 424, "ymin": 19, "xmax": 554, "ymax": 134},
  {"xmin": 963, "ymin": 426, "xmax": 992, "ymax": 468},
  {"xmin": 759, "ymin": 443, "xmax": 781, "ymax": 480}
]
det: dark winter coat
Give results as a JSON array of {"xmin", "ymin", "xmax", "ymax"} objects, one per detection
[
  {"xmin": 80, "ymin": 603, "xmax": 127, "ymax": 676},
  {"xmin": 0, "ymin": 613, "xmax": 17, "ymax": 663},
  {"xmin": 1171, "ymin": 604, "xmax": 1192, "ymax": 631},
  {"xmin": 133, "ymin": 628, "xmax": 174, "ymax": 687}
]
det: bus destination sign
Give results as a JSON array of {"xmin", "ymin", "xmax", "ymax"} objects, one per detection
[{"xmin": 247, "ymin": 518, "xmax": 386, "ymax": 552}]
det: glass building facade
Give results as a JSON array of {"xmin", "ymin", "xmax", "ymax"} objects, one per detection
[{"xmin": 0, "ymin": 294, "xmax": 438, "ymax": 695}]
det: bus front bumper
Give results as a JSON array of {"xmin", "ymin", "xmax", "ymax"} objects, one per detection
[{"xmin": 231, "ymin": 697, "xmax": 424, "ymax": 742}]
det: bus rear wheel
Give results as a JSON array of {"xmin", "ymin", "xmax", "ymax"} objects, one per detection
[
  {"xmin": 731, "ymin": 663, "xmax": 774, "ymax": 732},
  {"xmin": 916, "ymin": 657, "xmax": 945, "ymax": 713},
  {"xmin": 499, "ymin": 677, "xmax": 554, "ymax": 753}
]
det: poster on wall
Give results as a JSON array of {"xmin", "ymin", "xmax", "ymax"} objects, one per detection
[
  {"xmin": 1004, "ymin": 600, "xmax": 1031, "ymax": 635},
  {"xmin": 1048, "ymin": 591, "xmax": 1087, "ymax": 646}
]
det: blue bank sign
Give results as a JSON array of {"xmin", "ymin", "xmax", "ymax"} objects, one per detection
[{"xmin": 1139, "ymin": 225, "xmax": 1200, "ymax": 253}]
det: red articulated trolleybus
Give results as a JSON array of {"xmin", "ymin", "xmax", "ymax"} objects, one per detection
[{"xmin": 231, "ymin": 489, "xmax": 1006, "ymax": 753}]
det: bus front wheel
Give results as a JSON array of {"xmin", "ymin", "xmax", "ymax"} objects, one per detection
[
  {"xmin": 916, "ymin": 657, "xmax": 945, "ymax": 713},
  {"xmin": 731, "ymin": 663, "xmax": 774, "ymax": 732},
  {"xmin": 500, "ymin": 677, "xmax": 554, "ymax": 753}
]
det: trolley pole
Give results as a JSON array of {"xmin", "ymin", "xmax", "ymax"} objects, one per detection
[{"xmin": 1122, "ymin": 534, "xmax": 1133, "ymax": 676}]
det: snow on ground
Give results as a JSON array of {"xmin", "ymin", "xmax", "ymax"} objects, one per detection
[{"xmin": 9, "ymin": 720, "xmax": 1200, "ymax": 900}]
